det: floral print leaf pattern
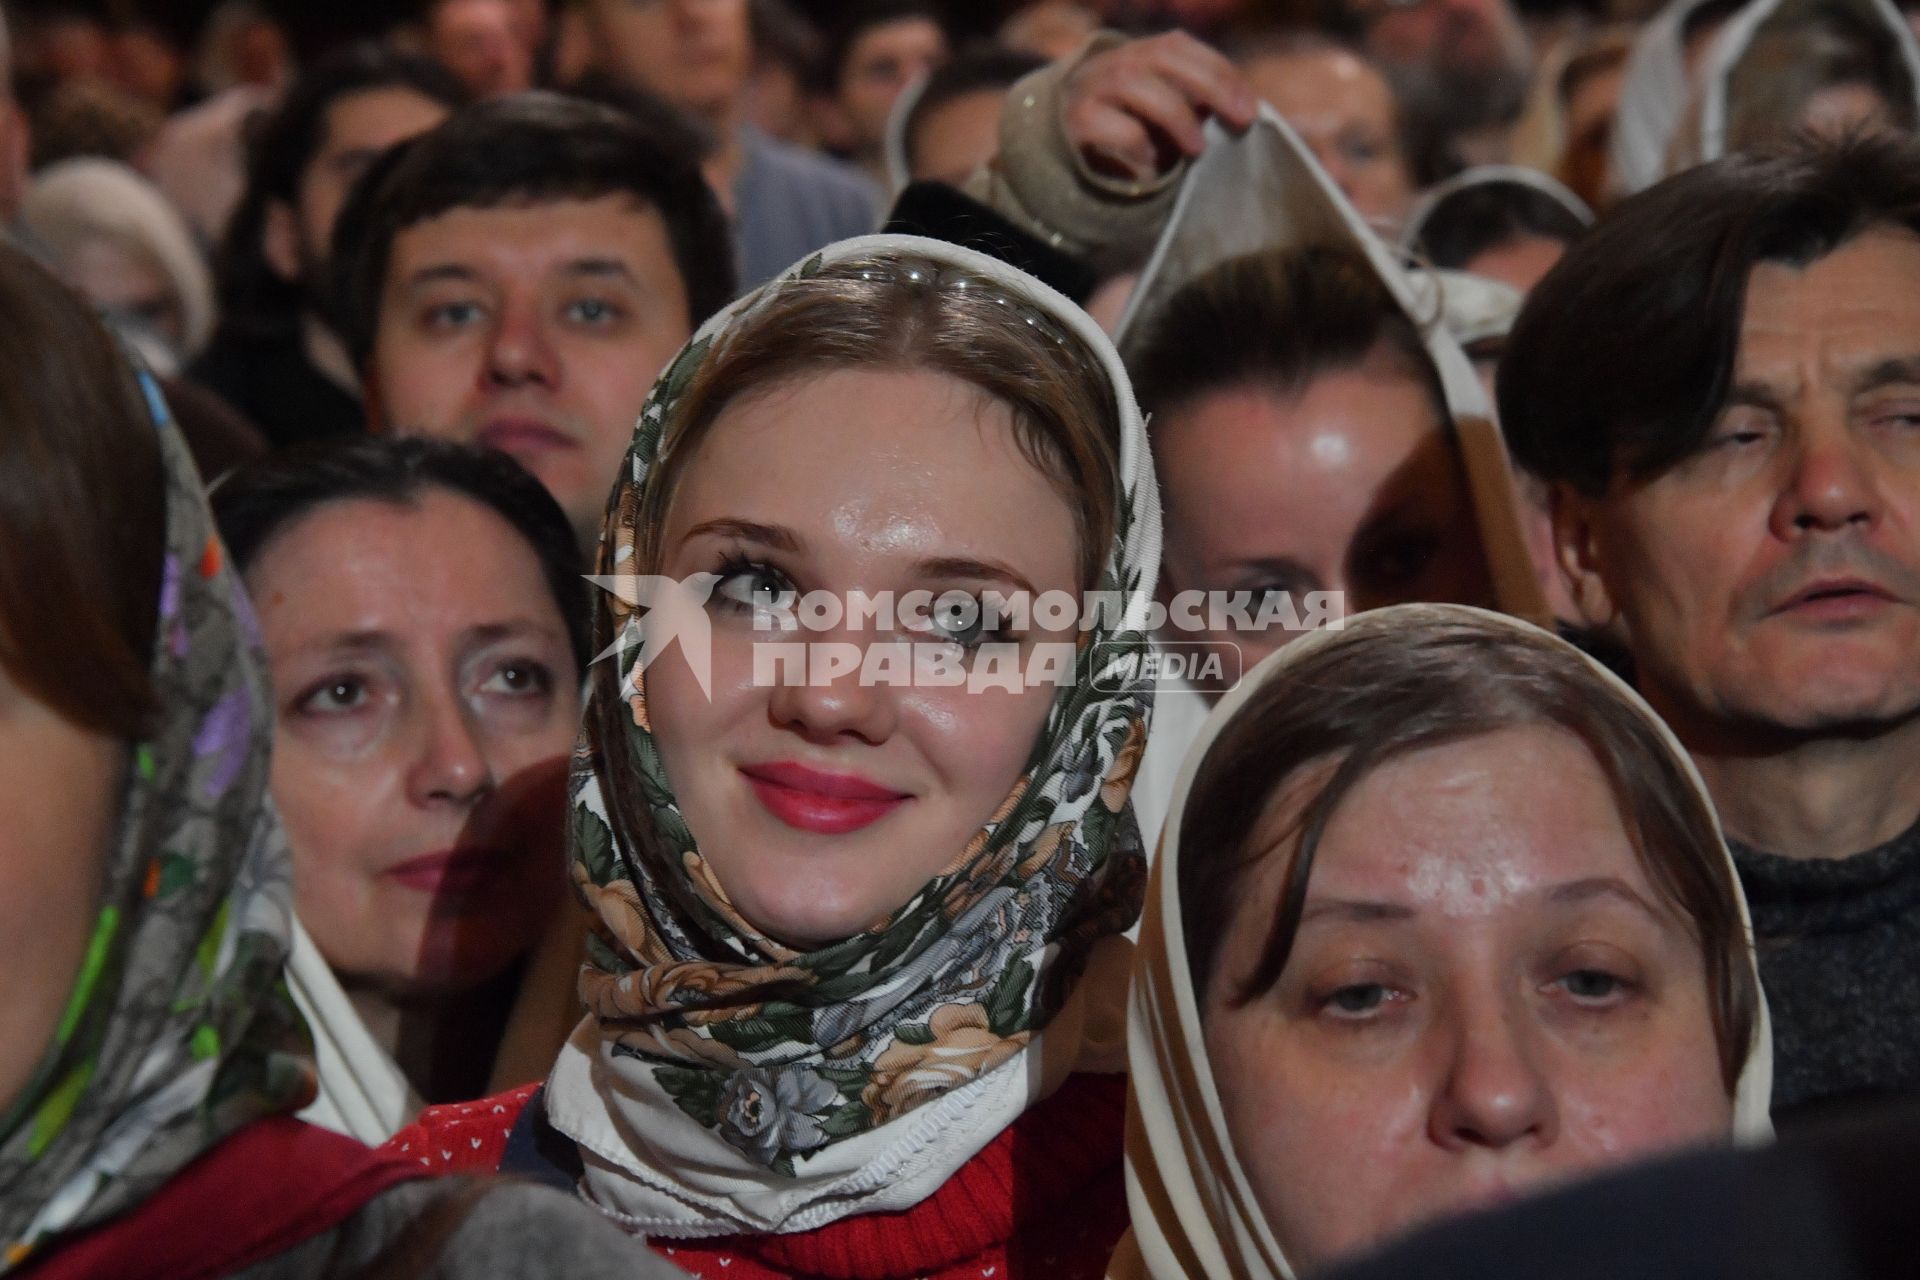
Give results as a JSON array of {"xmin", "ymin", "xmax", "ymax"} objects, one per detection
[
  {"xmin": 566, "ymin": 242, "xmax": 1157, "ymax": 1169},
  {"xmin": 0, "ymin": 374, "xmax": 309, "ymax": 1270}
]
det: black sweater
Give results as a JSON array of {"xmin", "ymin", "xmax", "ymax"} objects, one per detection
[{"xmin": 1733, "ymin": 821, "xmax": 1920, "ymax": 1126}]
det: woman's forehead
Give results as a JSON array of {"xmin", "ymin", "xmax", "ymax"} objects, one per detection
[{"xmin": 1277, "ymin": 726, "xmax": 1662, "ymax": 919}]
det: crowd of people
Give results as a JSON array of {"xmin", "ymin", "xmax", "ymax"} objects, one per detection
[{"xmin": 3, "ymin": 0, "xmax": 1920, "ymax": 1276}]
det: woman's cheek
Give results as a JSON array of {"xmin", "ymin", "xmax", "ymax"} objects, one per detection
[
  {"xmin": 272, "ymin": 733, "xmax": 396, "ymax": 970},
  {"xmin": 899, "ymin": 678, "xmax": 1053, "ymax": 796}
]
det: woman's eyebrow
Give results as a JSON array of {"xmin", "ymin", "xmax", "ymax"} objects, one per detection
[
  {"xmin": 1546, "ymin": 876, "xmax": 1665, "ymax": 920},
  {"xmin": 679, "ymin": 518, "xmax": 802, "ymax": 551},
  {"xmin": 280, "ymin": 628, "xmax": 392, "ymax": 657},
  {"xmin": 912, "ymin": 554, "xmax": 1038, "ymax": 598},
  {"xmin": 1299, "ymin": 898, "xmax": 1418, "ymax": 926},
  {"xmin": 457, "ymin": 619, "xmax": 567, "ymax": 650}
]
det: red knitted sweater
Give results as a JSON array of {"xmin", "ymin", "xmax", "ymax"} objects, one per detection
[{"xmin": 385, "ymin": 1072, "xmax": 1130, "ymax": 1280}]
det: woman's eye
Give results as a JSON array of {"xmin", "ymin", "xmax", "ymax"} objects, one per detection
[
  {"xmin": 478, "ymin": 662, "xmax": 553, "ymax": 697},
  {"xmin": 1321, "ymin": 983, "xmax": 1404, "ymax": 1018},
  {"xmin": 1555, "ymin": 969, "xmax": 1627, "ymax": 1004},
  {"xmin": 713, "ymin": 561, "xmax": 795, "ymax": 615},
  {"xmin": 928, "ymin": 594, "xmax": 1000, "ymax": 651},
  {"xmin": 298, "ymin": 676, "xmax": 368, "ymax": 715}
]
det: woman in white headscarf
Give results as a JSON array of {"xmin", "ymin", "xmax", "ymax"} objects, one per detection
[
  {"xmin": 17, "ymin": 157, "xmax": 215, "ymax": 374},
  {"xmin": 1678, "ymin": 0, "xmax": 1920, "ymax": 172},
  {"xmin": 381, "ymin": 230, "xmax": 1164, "ymax": 1280},
  {"xmin": 1113, "ymin": 603, "xmax": 1773, "ymax": 1279},
  {"xmin": 959, "ymin": 31, "xmax": 1550, "ymax": 853}
]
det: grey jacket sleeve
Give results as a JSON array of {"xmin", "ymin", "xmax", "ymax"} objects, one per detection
[{"xmin": 965, "ymin": 32, "xmax": 1187, "ymax": 275}]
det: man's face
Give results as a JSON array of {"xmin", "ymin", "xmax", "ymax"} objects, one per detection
[
  {"xmin": 369, "ymin": 195, "xmax": 693, "ymax": 544},
  {"xmin": 838, "ymin": 17, "xmax": 947, "ymax": 156},
  {"xmin": 1357, "ymin": 0, "xmax": 1527, "ymax": 81},
  {"xmin": 429, "ymin": 0, "xmax": 535, "ymax": 99},
  {"xmin": 593, "ymin": 0, "xmax": 751, "ymax": 120},
  {"xmin": 271, "ymin": 86, "xmax": 451, "ymax": 287},
  {"xmin": 1559, "ymin": 226, "xmax": 1920, "ymax": 742}
]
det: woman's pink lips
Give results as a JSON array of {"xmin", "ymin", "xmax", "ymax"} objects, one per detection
[
  {"xmin": 384, "ymin": 848, "xmax": 497, "ymax": 894},
  {"xmin": 740, "ymin": 762, "xmax": 911, "ymax": 835}
]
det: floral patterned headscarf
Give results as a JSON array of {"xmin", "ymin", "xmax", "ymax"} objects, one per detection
[
  {"xmin": 0, "ymin": 372, "xmax": 310, "ymax": 1270},
  {"xmin": 548, "ymin": 235, "xmax": 1162, "ymax": 1234}
]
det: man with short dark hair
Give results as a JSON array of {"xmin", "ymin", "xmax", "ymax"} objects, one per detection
[
  {"xmin": 814, "ymin": 0, "xmax": 948, "ymax": 190},
  {"xmin": 335, "ymin": 92, "xmax": 734, "ymax": 548},
  {"xmin": 190, "ymin": 44, "xmax": 466, "ymax": 449},
  {"xmin": 1500, "ymin": 133, "xmax": 1920, "ymax": 1123},
  {"xmin": 579, "ymin": 0, "xmax": 878, "ymax": 288}
]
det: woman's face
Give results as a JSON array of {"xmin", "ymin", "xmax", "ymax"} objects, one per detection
[
  {"xmin": 250, "ymin": 491, "xmax": 579, "ymax": 995},
  {"xmin": 1155, "ymin": 356, "xmax": 1493, "ymax": 686},
  {"xmin": 648, "ymin": 367, "xmax": 1081, "ymax": 949},
  {"xmin": 1203, "ymin": 725, "xmax": 1733, "ymax": 1271},
  {"xmin": 67, "ymin": 239, "xmax": 182, "ymax": 348},
  {"xmin": 0, "ymin": 667, "xmax": 122, "ymax": 1114}
]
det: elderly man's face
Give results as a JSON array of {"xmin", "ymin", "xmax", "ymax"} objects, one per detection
[{"xmin": 1558, "ymin": 225, "xmax": 1920, "ymax": 741}]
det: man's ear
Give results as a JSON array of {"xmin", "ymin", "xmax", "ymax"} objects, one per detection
[
  {"xmin": 1550, "ymin": 482, "xmax": 1621, "ymax": 630},
  {"xmin": 263, "ymin": 200, "xmax": 303, "ymax": 284}
]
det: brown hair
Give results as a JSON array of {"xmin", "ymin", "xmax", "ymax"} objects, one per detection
[
  {"xmin": 1128, "ymin": 246, "xmax": 1450, "ymax": 443},
  {"xmin": 0, "ymin": 243, "xmax": 164, "ymax": 737},
  {"xmin": 633, "ymin": 250, "xmax": 1123, "ymax": 589},
  {"xmin": 1178, "ymin": 608, "xmax": 1758, "ymax": 1091}
]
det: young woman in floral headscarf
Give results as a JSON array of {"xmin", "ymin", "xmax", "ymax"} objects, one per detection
[
  {"xmin": 386, "ymin": 232, "xmax": 1163, "ymax": 1279},
  {"xmin": 0, "ymin": 243, "xmax": 679, "ymax": 1279}
]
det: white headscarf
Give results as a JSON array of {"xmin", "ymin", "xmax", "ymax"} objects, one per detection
[
  {"xmin": 1609, "ymin": 0, "xmax": 1724, "ymax": 197},
  {"xmin": 284, "ymin": 919, "xmax": 420, "ymax": 1146},
  {"xmin": 17, "ymin": 158, "xmax": 216, "ymax": 368},
  {"xmin": 1111, "ymin": 109, "xmax": 1548, "ymax": 630},
  {"xmin": 1401, "ymin": 164, "xmax": 1595, "ymax": 253},
  {"xmin": 1111, "ymin": 603, "xmax": 1775, "ymax": 1280},
  {"xmin": 545, "ymin": 232, "xmax": 1162, "ymax": 1238},
  {"xmin": 1687, "ymin": 0, "xmax": 1920, "ymax": 170}
]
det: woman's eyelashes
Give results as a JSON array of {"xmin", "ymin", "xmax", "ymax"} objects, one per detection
[
  {"xmin": 474, "ymin": 657, "xmax": 557, "ymax": 700},
  {"xmin": 292, "ymin": 670, "xmax": 377, "ymax": 718},
  {"xmin": 710, "ymin": 554, "xmax": 797, "ymax": 622},
  {"xmin": 706, "ymin": 552, "xmax": 1020, "ymax": 653}
]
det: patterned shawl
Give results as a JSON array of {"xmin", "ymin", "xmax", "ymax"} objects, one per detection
[
  {"xmin": 0, "ymin": 373, "xmax": 311, "ymax": 1270},
  {"xmin": 548, "ymin": 234, "xmax": 1162, "ymax": 1233}
]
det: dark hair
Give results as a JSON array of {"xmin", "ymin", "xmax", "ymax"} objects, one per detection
[
  {"xmin": 903, "ymin": 46, "xmax": 1044, "ymax": 172},
  {"xmin": 560, "ymin": 71, "xmax": 719, "ymax": 162},
  {"xmin": 1178, "ymin": 607, "xmax": 1759, "ymax": 1092},
  {"xmin": 1411, "ymin": 179, "xmax": 1590, "ymax": 272},
  {"xmin": 212, "ymin": 437, "xmax": 590, "ymax": 675},
  {"xmin": 0, "ymin": 243, "xmax": 164, "ymax": 738},
  {"xmin": 330, "ymin": 91, "xmax": 735, "ymax": 371},
  {"xmin": 212, "ymin": 43, "xmax": 468, "ymax": 334},
  {"xmin": 1500, "ymin": 132, "xmax": 1920, "ymax": 496},
  {"xmin": 1129, "ymin": 246, "xmax": 1449, "ymax": 428},
  {"xmin": 818, "ymin": 0, "xmax": 944, "ymax": 94},
  {"xmin": 750, "ymin": 0, "xmax": 823, "ymax": 78}
]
